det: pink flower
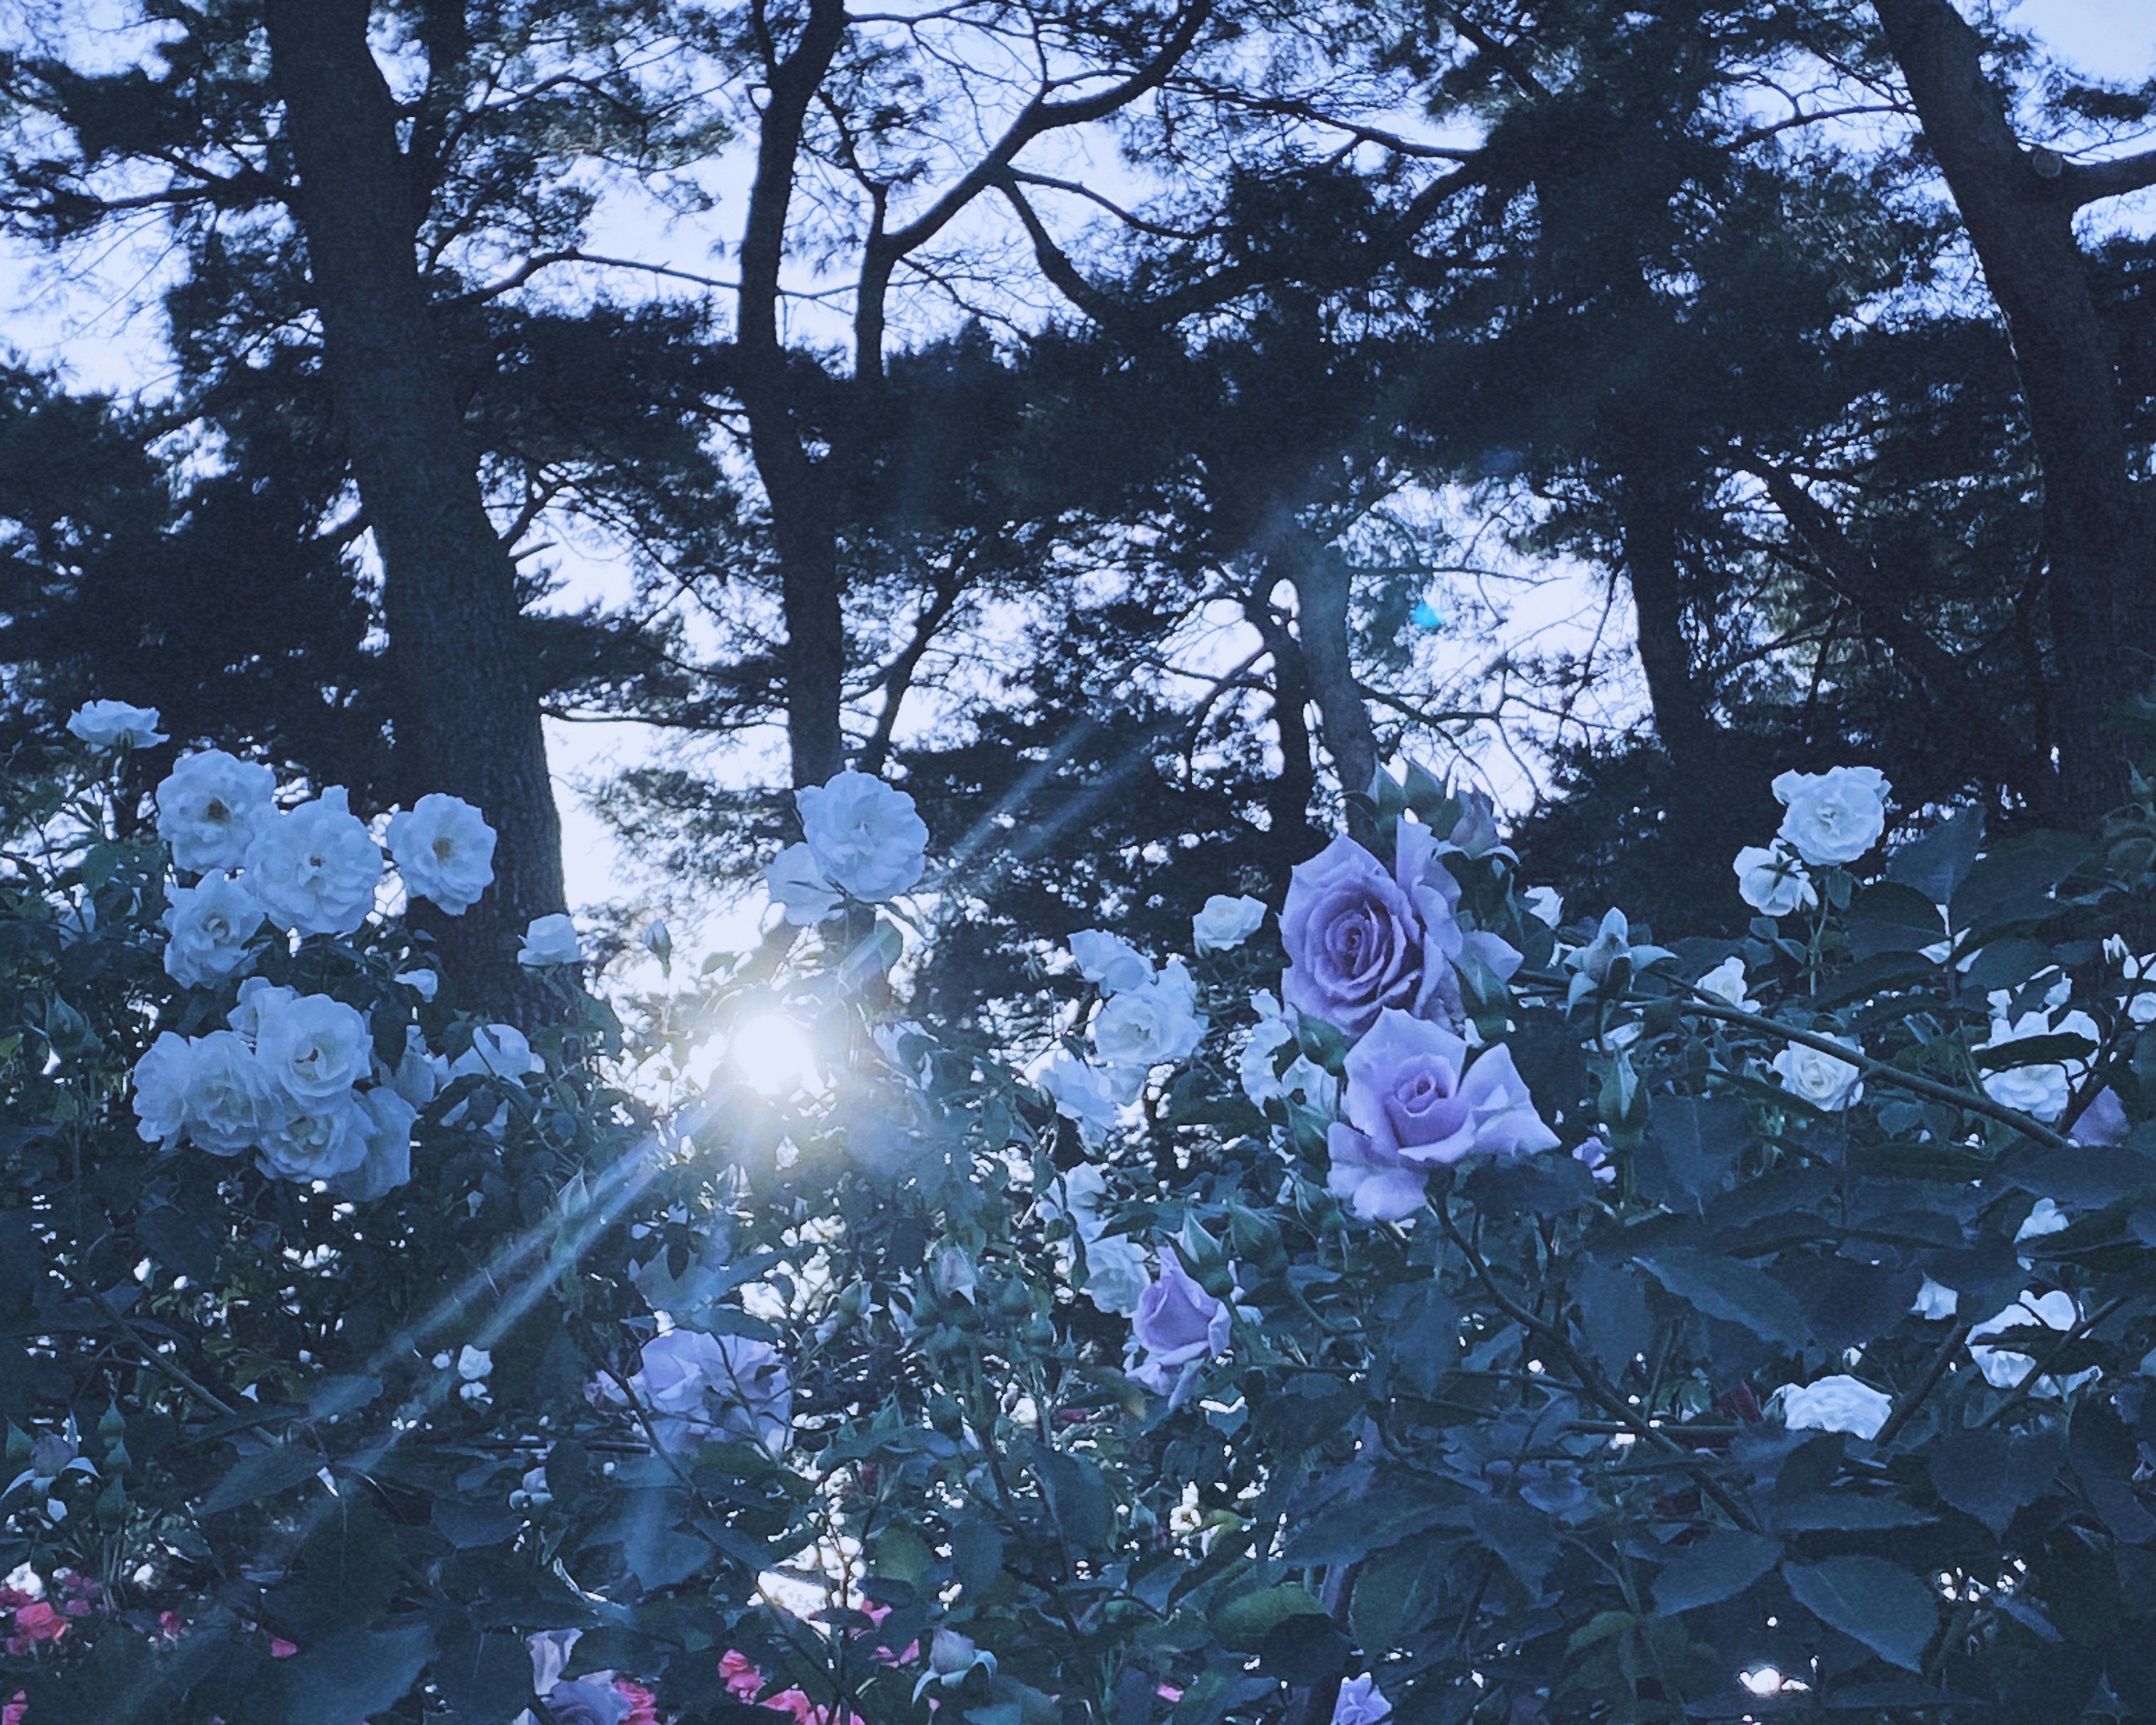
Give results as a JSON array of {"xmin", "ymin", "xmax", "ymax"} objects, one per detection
[
  {"xmin": 6, "ymin": 1601, "xmax": 66, "ymax": 1655},
  {"xmin": 721, "ymin": 1649, "xmax": 766, "ymax": 1700},
  {"xmin": 762, "ymin": 1690, "xmax": 817, "ymax": 1724},
  {"xmin": 155, "ymin": 1609, "xmax": 187, "ymax": 1644},
  {"xmin": 1157, "ymin": 1685, "xmax": 1185, "ymax": 1702},
  {"xmin": 3, "ymin": 1690, "xmax": 25, "ymax": 1725},
  {"xmin": 616, "ymin": 1678, "xmax": 660, "ymax": 1725},
  {"xmin": 269, "ymin": 1636, "xmax": 299, "ymax": 1658}
]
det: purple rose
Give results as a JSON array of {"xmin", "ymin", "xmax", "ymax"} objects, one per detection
[
  {"xmin": 1127, "ymin": 1257, "xmax": 1232, "ymax": 1402},
  {"xmin": 1281, "ymin": 838, "xmax": 1427, "ymax": 1038},
  {"xmin": 1326, "ymin": 1010, "xmax": 1559, "ymax": 1220}
]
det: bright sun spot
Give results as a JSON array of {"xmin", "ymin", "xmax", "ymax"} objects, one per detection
[{"xmin": 731, "ymin": 1011, "xmax": 819, "ymax": 1096}]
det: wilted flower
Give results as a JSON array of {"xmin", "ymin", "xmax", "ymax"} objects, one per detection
[
  {"xmin": 386, "ymin": 793, "xmax": 497, "ymax": 916},
  {"xmin": 1771, "ymin": 765, "xmax": 1889, "ymax": 867},
  {"xmin": 66, "ymin": 699, "xmax": 165, "ymax": 751},
  {"xmin": 913, "ymin": 1629, "xmax": 997, "ymax": 1701},
  {"xmin": 1778, "ymin": 1375, "xmax": 1893, "ymax": 1440},
  {"xmin": 1564, "ymin": 907, "xmax": 1672, "ymax": 1005},
  {"xmin": 246, "ymin": 788, "xmax": 383, "ymax": 935},
  {"xmin": 517, "ymin": 912, "xmax": 581, "ymax": 968},
  {"xmin": 1191, "ymin": 894, "xmax": 1266, "ymax": 953},
  {"xmin": 796, "ymin": 770, "xmax": 928, "ymax": 902},
  {"xmin": 1770, "ymin": 1038, "xmax": 1863, "ymax": 1112},
  {"xmin": 162, "ymin": 872, "xmax": 263, "ymax": 989},
  {"xmin": 156, "ymin": 750, "xmax": 276, "ymax": 874}
]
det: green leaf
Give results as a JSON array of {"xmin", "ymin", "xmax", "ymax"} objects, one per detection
[
  {"xmin": 1886, "ymin": 806, "xmax": 1984, "ymax": 907},
  {"xmin": 1844, "ymin": 882, "xmax": 1948, "ymax": 957},
  {"xmin": 202, "ymin": 1442, "xmax": 325, "ymax": 1516},
  {"xmin": 1653, "ymin": 1530, "xmax": 1782, "ymax": 1613},
  {"xmin": 1634, "ymin": 1248, "xmax": 1808, "ymax": 1350},
  {"xmin": 1782, "ymin": 1557, "xmax": 1937, "ymax": 1671},
  {"xmin": 1211, "ymin": 1583, "xmax": 1327, "ymax": 1651},
  {"xmin": 1930, "ymin": 1426, "xmax": 2064, "ymax": 1536},
  {"xmin": 285, "ymin": 1619, "xmax": 435, "ymax": 1724}
]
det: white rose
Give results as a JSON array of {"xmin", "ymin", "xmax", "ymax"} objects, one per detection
[
  {"xmin": 67, "ymin": 700, "xmax": 166, "ymax": 751},
  {"xmin": 447, "ymin": 1022, "xmax": 543, "ymax": 1134},
  {"xmin": 1911, "ymin": 1274, "xmax": 1959, "ymax": 1320},
  {"xmin": 1771, "ymin": 765, "xmax": 1889, "ymax": 867},
  {"xmin": 255, "ymin": 1093, "xmax": 371, "ymax": 1183},
  {"xmin": 2016, "ymin": 1197, "xmax": 2070, "ymax": 1245},
  {"xmin": 162, "ymin": 872, "xmax": 263, "ymax": 989},
  {"xmin": 227, "ymin": 976, "xmax": 298, "ymax": 1046},
  {"xmin": 1191, "ymin": 894, "xmax": 1266, "ymax": 953},
  {"xmin": 1091, "ymin": 958, "xmax": 1206, "ymax": 1072},
  {"xmin": 1068, "ymin": 929, "xmax": 1154, "ymax": 994},
  {"xmin": 386, "ymin": 794, "xmax": 497, "ymax": 916},
  {"xmin": 131, "ymin": 1033, "xmax": 196, "ymax": 1148},
  {"xmin": 1770, "ymin": 1038, "xmax": 1862, "ymax": 1111},
  {"xmin": 1968, "ymin": 1289, "xmax": 2100, "ymax": 1398},
  {"xmin": 454, "ymin": 1023, "xmax": 543, "ymax": 1081},
  {"xmin": 1696, "ymin": 956, "xmax": 1753, "ymax": 1011},
  {"xmin": 1036, "ymin": 1053, "xmax": 1133, "ymax": 1146},
  {"xmin": 457, "ymin": 1345, "xmax": 494, "ymax": 1382},
  {"xmin": 1778, "ymin": 1374, "xmax": 1893, "ymax": 1440},
  {"xmin": 1238, "ymin": 993, "xmax": 1336, "ymax": 1113},
  {"xmin": 2109, "ymin": 940, "xmax": 2156, "ymax": 1025},
  {"xmin": 155, "ymin": 750, "xmax": 276, "ymax": 874},
  {"xmin": 796, "ymin": 770, "xmax": 928, "ymax": 902},
  {"xmin": 181, "ymin": 1029, "xmax": 280, "ymax": 1156},
  {"xmin": 1079, "ymin": 1235, "xmax": 1151, "ymax": 1316},
  {"xmin": 1522, "ymin": 887, "xmax": 1564, "ymax": 927},
  {"xmin": 1980, "ymin": 1008, "xmax": 2098, "ymax": 1122},
  {"xmin": 336, "ymin": 1087, "xmax": 417, "ymax": 1201},
  {"xmin": 255, "ymin": 992, "xmax": 372, "ymax": 1106},
  {"xmin": 1040, "ymin": 1163, "xmax": 1112, "ymax": 1242},
  {"xmin": 381, "ymin": 1025, "xmax": 444, "ymax": 1107},
  {"xmin": 619, "ymin": 1330, "xmax": 792, "ymax": 1454},
  {"xmin": 1732, "ymin": 844, "xmax": 1816, "ymax": 918},
  {"xmin": 245, "ymin": 788, "xmax": 383, "ymax": 935},
  {"xmin": 517, "ymin": 912, "xmax": 581, "ymax": 968},
  {"xmin": 765, "ymin": 842, "xmax": 843, "ymax": 925}
]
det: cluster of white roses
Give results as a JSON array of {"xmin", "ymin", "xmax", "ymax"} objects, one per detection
[
  {"xmin": 1732, "ymin": 764, "xmax": 1889, "ymax": 920},
  {"xmin": 1036, "ymin": 928, "xmax": 1211, "ymax": 1144},
  {"xmin": 593, "ymin": 1327, "xmax": 793, "ymax": 1454},
  {"xmin": 79, "ymin": 703, "xmax": 567, "ymax": 1194}
]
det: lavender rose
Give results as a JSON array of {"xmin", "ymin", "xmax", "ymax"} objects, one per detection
[
  {"xmin": 1326, "ymin": 1009, "xmax": 1558, "ymax": 1219},
  {"xmin": 1281, "ymin": 837, "xmax": 1426, "ymax": 1038},
  {"xmin": 1127, "ymin": 1257, "xmax": 1231, "ymax": 1401}
]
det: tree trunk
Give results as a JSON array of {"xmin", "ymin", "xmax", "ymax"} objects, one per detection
[
  {"xmin": 737, "ymin": 0, "xmax": 851, "ymax": 790},
  {"xmin": 1875, "ymin": 0, "xmax": 2150, "ymax": 824},
  {"xmin": 265, "ymin": 0, "xmax": 566, "ymax": 1013},
  {"xmin": 1617, "ymin": 477, "xmax": 1718, "ymax": 781},
  {"xmin": 1285, "ymin": 541, "xmax": 1380, "ymax": 811}
]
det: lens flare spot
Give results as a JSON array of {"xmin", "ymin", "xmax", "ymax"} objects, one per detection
[{"xmin": 732, "ymin": 1012, "xmax": 818, "ymax": 1097}]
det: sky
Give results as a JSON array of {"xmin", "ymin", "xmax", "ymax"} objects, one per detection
[{"xmin": 0, "ymin": 0, "xmax": 2152, "ymax": 956}]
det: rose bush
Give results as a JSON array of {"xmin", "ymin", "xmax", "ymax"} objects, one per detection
[{"xmin": 8, "ymin": 710, "xmax": 2156, "ymax": 1725}]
